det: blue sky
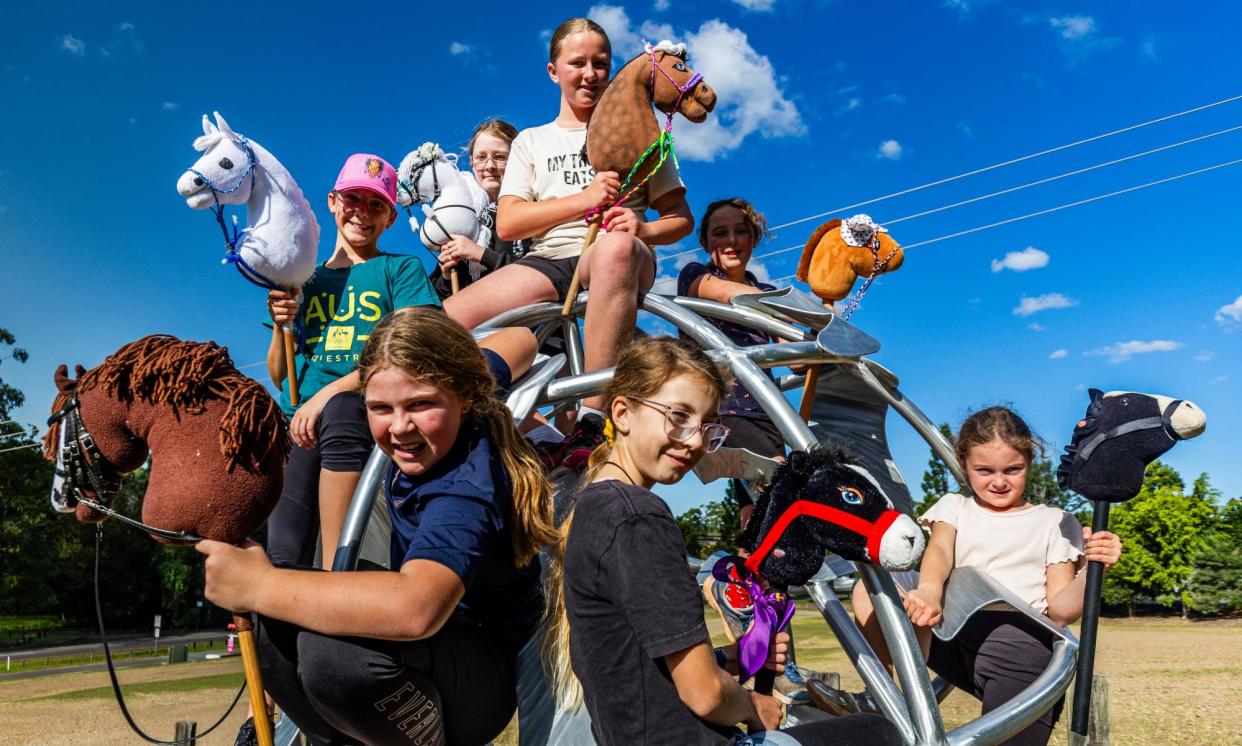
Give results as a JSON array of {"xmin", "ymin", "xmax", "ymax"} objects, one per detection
[{"xmin": 2, "ymin": 1, "xmax": 1240, "ymax": 516}]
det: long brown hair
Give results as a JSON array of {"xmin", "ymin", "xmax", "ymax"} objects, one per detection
[
  {"xmin": 955, "ymin": 406, "xmax": 1044, "ymax": 469},
  {"xmin": 359, "ymin": 308, "xmax": 556, "ymax": 567},
  {"xmin": 468, "ymin": 118, "xmax": 518, "ymax": 155},
  {"xmin": 548, "ymin": 17, "xmax": 611, "ymax": 63},
  {"xmin": 543, "ymin": 337, "xmax": 728, "ymax": 710}
]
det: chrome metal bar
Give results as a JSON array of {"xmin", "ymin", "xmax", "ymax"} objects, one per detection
[
  {"xmin": 562, "ymin": 317, "xmax": 584, "ymax": 378},
  {"xmin": 851, "ymin": 362, "xmax": 968, "ymax": 489},
  {"xmin": 671, "ymin": 296, "xmax": 812, "ymax": 343},
  {"xmin": 806, "ymin": 581, "xmax": 916, "ymax": 745},
  {"xmin": 642, "ymin": 294, "xmax": 818, "ymax": 451},
  {"xmin": 332, "ymin": 447, "xmax": 390, "ymax": 572},
  {"xmin": 947, "ymin": 637, "xmax": 1078, "ymax": 746},
  {"xmin": 860, "ymin": 564, "xmax": 948, "ymax": 745}
]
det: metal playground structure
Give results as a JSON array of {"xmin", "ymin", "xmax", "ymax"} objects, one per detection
[{"xmin": 282, "ymin": 286, "xmax": 1081, "ymax": 746}]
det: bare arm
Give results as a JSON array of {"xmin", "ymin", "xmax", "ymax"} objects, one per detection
[
  {"xmin": 664, "ymin": 640, "xmax": 781, "ymax": 732},
  {"xmin": 198, "ymin": 541, "xmax": 465, "ymax": 641},
  {"xmin": 685, "ymin": 272, "xmax": 766, "ymax": 304},
  {"xmin": 632, "ymin": 187, "xmax": 693, "ymax": 247},
  {"xmin": 265, "ymin": 289, "xmax": 299, "ymax": 386},
  {"xmin": 495, "ymin": 171, "xmax": 620, "ymax": 241},
  {"xmin": 1045, "ymin": 529, "xmax": 1122, "ymax": 626},
  {"xmin": 904, "ymin": 521, "xmax": 956, "ymax": 627}
]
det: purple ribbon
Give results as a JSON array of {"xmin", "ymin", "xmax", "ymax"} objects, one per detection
[{"xmin": 711, "ymin": 555, "xmax": 795, "ymax": 684}]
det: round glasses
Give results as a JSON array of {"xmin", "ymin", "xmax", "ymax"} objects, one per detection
[
  {"xmin": 471, "ymin": 153, "xmax": 509, "ymax": 168},
  {"xmin": 626, "ymin": 396, "xmax": 730, "ymax": 453}
]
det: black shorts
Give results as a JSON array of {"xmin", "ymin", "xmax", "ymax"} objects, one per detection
[{"xmin": 514, "ymin": 254, "xmax": 579, "ymax": 300}]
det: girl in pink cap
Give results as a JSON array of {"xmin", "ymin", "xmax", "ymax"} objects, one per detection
[{"xmin": 263, "ymin": 153, "xmax": 443, "ymax": 571}]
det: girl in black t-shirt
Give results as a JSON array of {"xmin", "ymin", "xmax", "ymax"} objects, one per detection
[{"xmin": 545, "ymin": 337, "xmax": 901, "ymax": 745}]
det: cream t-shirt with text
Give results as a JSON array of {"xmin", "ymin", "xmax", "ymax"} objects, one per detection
[
  {"xmin": 920, "ymin": 492, "xmax": 1085, "ymax": 614},
  {"xmin": 498, "ymin": 120, "xmax": 685, "ymax": 261}
]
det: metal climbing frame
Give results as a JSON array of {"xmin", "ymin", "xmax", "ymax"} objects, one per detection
[{"xmin": 327, "ymin": 288, "xmax": 1080, "ymax": 746}]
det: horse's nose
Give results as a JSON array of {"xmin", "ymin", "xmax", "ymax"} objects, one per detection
[
  {"xmin": 905, "ymin": 535, "xmax": 916, "ymax": 547},
  {"xmin": 193, "ymin": 176, "xmax": 204, "ymax": 187}
]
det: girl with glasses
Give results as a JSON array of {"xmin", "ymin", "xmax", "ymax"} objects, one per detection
[
  {"xmin": 430, "ymin": 118, "xmax": 532, "ymax": 300},
  {"xmin": 543, "ymin": 337, "xmax": 901, "ymax": 746}
]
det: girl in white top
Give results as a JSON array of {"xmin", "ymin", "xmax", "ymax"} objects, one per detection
[
  {"xmin": 851, "ymin": 406, "xmax": 1122, "ymax": 746},
  {"xmin": 443, "ymin": 17, "xmax": 694, "ymax": 461}
]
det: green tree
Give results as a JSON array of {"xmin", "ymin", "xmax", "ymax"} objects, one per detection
[
  {"xmin": 676, "ymin": 507, "xmax": 709, "ymax": 558},
  {"xmin": 1023, "ymin": 456, "xmax": 1088, "ymax": 520},
  {"xmin": 1104, "ymin": 462, "xmax": 1216, "ymax": 617},
  {"xmin": 916, "ymin": 423, "xmax": 957, "ymax": 516},
  {"xmin": 1187, "ymin": 498, "xmax": 1242, "ymax": 615}
]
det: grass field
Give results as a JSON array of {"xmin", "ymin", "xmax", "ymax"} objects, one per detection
[{"xmin": 0, "ymin": 616, "xmax": 1238, "ymax": 744}]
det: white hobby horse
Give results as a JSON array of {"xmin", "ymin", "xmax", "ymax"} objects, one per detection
[
  {"xmin": 397, "ymin": 143, "xmax": 490, "ymax": 292},
  {"xmin": 176, "ymin": 111, "xmax": 319, "ymax": 402}
]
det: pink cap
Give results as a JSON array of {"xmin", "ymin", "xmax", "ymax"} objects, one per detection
[{"xmin": 333, "ymin": 153, "xmax": 397, "ymax": 207}]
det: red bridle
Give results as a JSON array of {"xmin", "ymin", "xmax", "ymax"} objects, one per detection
[{"xmin": 745, "ymin": 500, "xmax": 903, "ymax": 575}]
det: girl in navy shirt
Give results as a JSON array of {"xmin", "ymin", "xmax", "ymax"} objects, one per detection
[{"xmin": 200, "ymin": 307, "xmax": 556, "ymax": 745}]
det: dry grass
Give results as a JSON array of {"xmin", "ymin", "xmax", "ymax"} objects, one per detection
[{"xmin": 2, "ymin": 617, "xmax": 1238, "ymax": 744}]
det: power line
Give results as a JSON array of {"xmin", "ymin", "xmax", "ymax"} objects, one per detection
[
  {"xmin": 654, "ymin": 153, "xmax": 1242, "ymax": 289},
  {"xmin": 761, "ymin": 92, "xmax": 1242, "ymax": 234},
  {"xmin": 0, "ymin": 442, "xmax": 41, "ymax": 455}
]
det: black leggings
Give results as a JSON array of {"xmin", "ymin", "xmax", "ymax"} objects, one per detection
[
  {"xmin": 774, "ymin": 714, "xmax": 904, "ymax": 745},
  {"xmin": 266, "ymin": 392, "xmax": 373, "ymax": 567},
  {"xmin": 257, "ymin": 614, "xmax": 519, "ymax": 746},
  {"xmin": 929, "ymin": 611, "xmax": 1062, "ymax": 746}
]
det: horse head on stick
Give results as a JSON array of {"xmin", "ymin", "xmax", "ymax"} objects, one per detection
[
  {"xmin": 176, "ymin": 111, "xmax": 319, "ymax": 291},
  {"xmin": 43, "ymin": 335, "xmax": 289, "ymax": 545},
  {"xmin": 396, "ymin": 142, "xmax": 490, "ymax": 253}
]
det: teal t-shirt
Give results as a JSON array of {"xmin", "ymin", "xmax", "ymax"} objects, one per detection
[{"xmin": 279, "ymin": 252, "xmax": 439, "ymax": 416}]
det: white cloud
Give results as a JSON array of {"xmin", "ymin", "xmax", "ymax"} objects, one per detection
[
  {"xmin": 958, "ymin": 120, "xmax": 974, "ymax": 137},
  {"xmin": 1049, "ymin": 15, "xmax": 1095, "ymax": 40},
  {"xmin": 1085, "ymin": 339, "xmax": 1185, "ymax": 364},
  {"xmin": 1028, "ymin": 322, "xmax": 1046, "ymax": 332},
  {"xmin": 449, "ymin": 41, "xmax": 471, "ymax": 56},
  {"xmin": 991, "ymin": 246, "xmax": 1049, "ymax": 273},
  {"xmin": 732, "ymin": 0, "xmax": 774, "ymax": 10},
  {"xmin": 1140, "ymin": 35, "xmax": 1158, "ymax": 61},
  {"xmin": 877, "ymin": 139, "xmax": 903, "ymax": 160},
  {"xmin": 835, "ymin": 97, "xmax": 862, "ymax": 116},
  {"xmin": 943, "ymin": 0, "xmax": 996, "ymax": 16},
  {"xmin": 1211, "ymin": 374, "xmax": 1230, "ymax": 384},
  {"xmin": 60, "ymin": 35, "xmax": 85, "ymax": 56},
  {"xmin": 118, "ymin": 21, "xmax": 135, "ymax": 32},
  {"xmin": 1214, "ymin": 295, "xmax": 1242, "ymax": 331},
  {"xmin": 879, "ymin": 93, "xmax": 906, "ymax": 105},
  {"xmin": 1193, "ymin": 351, "xmax": 1214, "ymax": 363},
  {"xmin": 1049, "ymin": 349, "xmax": 1068, "ymax": 359},
  {"xmin": 161, "ymin": 101, "xmax": 178, "ymax": 111},
  {"xmin": 1013, "ymin": 293, "xmax": 1077, "ymax": 316},
  {"xmin": 654, "ymin": 0, "xmax": 670, "ymax": 9}
]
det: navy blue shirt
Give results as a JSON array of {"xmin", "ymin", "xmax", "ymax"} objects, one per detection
[
  {"xmin": 677, "ymin": 261, "xmax": 777, "ymax": 420},
  {"xmin": 386, "ymin": 422, "xmax": 543, "ymax": 652}
]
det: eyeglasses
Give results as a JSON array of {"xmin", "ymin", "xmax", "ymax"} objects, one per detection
[
  {"xmin": 471, "ymin": 153, "xmax": 508, "ymax": 167},
  {"xmin": 335, "ymin": 190, "xmax": 391, "ymax": 214},
  {"xmin": 626, "ymin": 396, "xmax": 730, "ymax": 453}
]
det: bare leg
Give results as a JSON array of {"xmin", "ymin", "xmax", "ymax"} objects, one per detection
[
  {"xmin": 852, "ymin": 581, "xmax": 894, "ymax": 671},
  {"xmin": 478, "ymin": 327, "xmax": 537, "ymax": 381},
  {"xmin": 577, "ymin": 233, "xmax": 655, "ymax": 411},
  {"xmin": 318, "ymin": 469, "xmax": 361, "ymax": 570},
  {"xmin": 443, "ymin": 264, "xmax": 558, "ymax": 329}
]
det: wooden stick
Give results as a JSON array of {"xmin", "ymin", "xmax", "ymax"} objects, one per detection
[
  {"xmin": 450, "ymin": 266, "xmax": 461, "ymax": 295},
  {"xmin": 797, "ymin": 366, "xmax": 821, "ymax": 421},
  {"xmin": 233, "ymin": 614, "xmax": 274, "ymax": 746},
  {"xmin": 561, "ymin": 218, "xmax": 603, "ymax": 317},
  {"xmin": 281, "ymin": 325, "xmax": 299, "ymax": 407}
]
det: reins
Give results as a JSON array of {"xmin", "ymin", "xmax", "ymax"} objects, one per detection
[
  {"xmin": 744, "ymin": 500, "xmax": 903, "ymax": 575},
  {"xmin": 840, "ymin": 235, "xmax": 901, "ymax": 320}
]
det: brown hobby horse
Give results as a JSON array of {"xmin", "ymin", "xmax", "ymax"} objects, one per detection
[{"xmin": 43, "ymin": 334, "xmax": 288, "ymax": 746}]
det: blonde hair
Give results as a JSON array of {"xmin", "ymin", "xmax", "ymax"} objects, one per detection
[
  {"xmin": 468, "ymin": 118, "xmax": 518, "ymax": 155},
  {"xmin": 548, "ymin": 17, "xmax": 611, "ymax": 64},
  {"xmin": 359, "ymin": 308, "xmax": 556, "ymax": 568},
  {"xmin": 543, "ymin": 337, "xmax": 728, "ymax": 711},
  {"xmin": 955, "ymin": 406, "xmax": 1044, "ymax": 468},
  {"xmin": 698, "ymin": 197, "xmax": 771, "ymax": 251}
]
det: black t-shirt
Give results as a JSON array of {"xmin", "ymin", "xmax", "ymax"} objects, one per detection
[{"xmin": 564, "ymin": 480, "xmax": 734, "ymax": 746}]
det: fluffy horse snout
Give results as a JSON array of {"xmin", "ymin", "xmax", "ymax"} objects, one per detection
[
  {"xmin": 177, "ymin": 171, "xmax": 214, "ymax": 209},
  {"xmin": 679, "ymin": 82, "xmax": 717, "ymax": 123},
  {"xmin": 876, "ymin": 514, "xmax": 925, "ymax": 571}
]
